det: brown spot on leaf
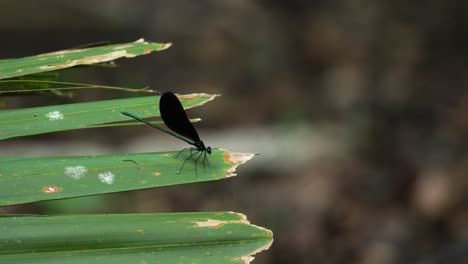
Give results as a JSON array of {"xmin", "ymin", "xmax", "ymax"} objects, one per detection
[
  {"xmin": 223, "ymin": 151, "xmax": 256, "ymax": 178},
  {"xmin": 42, "ymin": 185, "xmax": 62, "ymax": 194},
  {"xmin": 195, "ymin": 219, "xmax": 225, "ymax": 228},
  {"xmin": 152, "ymin": 172, "xmax": 161, "ymax": 177}
]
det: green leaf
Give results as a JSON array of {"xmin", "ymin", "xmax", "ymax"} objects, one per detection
[
  {"xmin": 0, "ymin": 150, "xmax": 254, "ymax": 206},
  {"xmin": 0, "ymin": 212, "xmax": 273, "ymax": 263},
  {"xmin": 0, "ymin": 39, "xmax": 171, "ymax": 79},
  {"xmin": 0, "ymin": 79, "xmax": 156, "ymax": 95},
  {"xmin": 0, "ymin": 93, "xmax": 217, "ymax": 140}
]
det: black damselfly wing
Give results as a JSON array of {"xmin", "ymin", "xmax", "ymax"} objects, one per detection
[{"xmin": 159, "ymin": 92, "xmax": 201, "ymax": 142}]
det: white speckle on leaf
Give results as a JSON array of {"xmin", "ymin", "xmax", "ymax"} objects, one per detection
[
  {"xmin": 98, "ymin": 171, "xmax": 115, "ymax": 184},
  {"xmin": 45, "ymin": 111, "xmax": 64, "ymax": 120},
  {"xmin": 64, "ymin": 166, "xmax": 88, "ymax": 180}
]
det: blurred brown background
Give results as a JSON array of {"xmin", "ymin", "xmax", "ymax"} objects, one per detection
[{"xmin": 2, "ymin": 0, "xmax": 468, "ymax": 263}]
